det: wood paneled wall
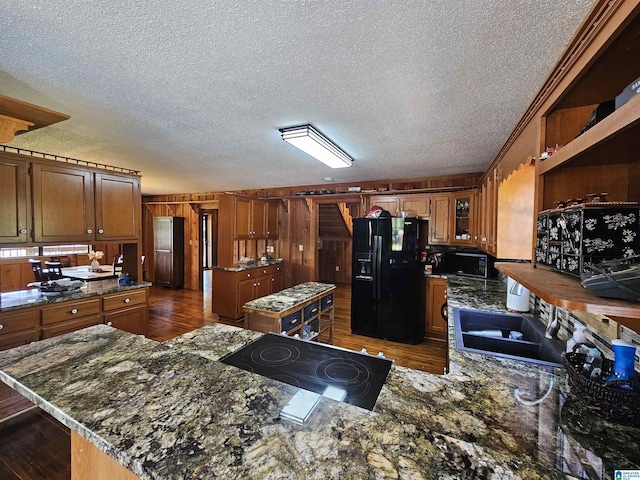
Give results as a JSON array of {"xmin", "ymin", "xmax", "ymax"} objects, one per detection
[
  {"xmin": 318, "ymin": 239, "xmax": 352, "ymax": 284},
  {"xmin": 142, "ymin": 173, "xmax": 481, "ymax": 291},
  {"xmin": 142, "ymin": 193, "xmax": 219, "ymax": 290}
]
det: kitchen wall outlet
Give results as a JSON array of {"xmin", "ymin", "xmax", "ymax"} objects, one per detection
[
  {"xmin": 298, "ymin": 244, "xmax": 304, "ymax": 252},
  {"xmin": 266, "ymin": 245, "xmax": 274, "ymax": 253},
  {"xmin": 335, "ymin": 265, "xmax": 340, "ymax": 272}
]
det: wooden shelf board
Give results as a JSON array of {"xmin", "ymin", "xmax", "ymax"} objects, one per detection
[
  {"xmin": 0, "ymin": 94, "xmax": 69, "ymax": 132},
  {"xmin": 495, "ymin": 262, "xmax": 640, "ymax": 321},
  {"xmin": 537, "ymin": 93, "xmax": 640, "ymax": 176}
]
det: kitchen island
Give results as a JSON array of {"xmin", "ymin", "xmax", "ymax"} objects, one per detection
[{"xmin": 0, "ymin": 277, "xmax": 638, "ymax": 478}]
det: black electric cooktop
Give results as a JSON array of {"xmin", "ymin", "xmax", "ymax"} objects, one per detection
[{"xmin": 220, "ymin": 333, "xmax": 393, "ymax": 411}]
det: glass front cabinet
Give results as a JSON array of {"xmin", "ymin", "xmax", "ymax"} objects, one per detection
[{"xmin": 451, "ymin": 190, "xmax": 475, "ymax": 246}]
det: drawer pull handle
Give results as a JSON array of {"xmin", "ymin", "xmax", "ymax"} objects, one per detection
[
  {"xmin": 326, "ymin": 299, "xmax": 332, "ymax": 304},
  {"xmin": 98, "ymin": 228, "xmax": 104, "ymax": 234},
  {"xmin": 106, "ymin": 321, "xmax": 113, "ymax": 326},
  {"xmin": 0, "ymin": 324, "xmax": 3, "ymax": 330},
  {"xmin": 247, "ymin": 273, "xmax": 251, "ymax": 277},
  {"xmin": 123, "ymin": 298, "xmax": 131, "ymax": 303},
  {"xmin": 86, "ymin": 229, "xmax": 93, "ymax": 234},
  {"xmin": 70, "ymin": 308, "xmax": 79, "ymax": 315},
  {"xmin": 311, "ymin": 308, "xmax": 318, "ymax": 313},
  {"xmin": 20, "ymin": 229, "xmax": 27, "ymax": 235},
  {"xmin": 291, "ymin": 318, "xmax": 299, "ymax": 324}
]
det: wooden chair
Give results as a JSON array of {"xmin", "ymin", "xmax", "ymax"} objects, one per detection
[
  {"xmin": 44, "ymin": 261, "xmax": 64, "ymax": 280},
  {"xmin": 50, "ymin": 255, "xmax": 74, "ymax": 267},
  {"xmin": 113, "ymin": 255, "xmax": 124, "ymax": 276},
  {"xmin": 29, "ymin": 259, "xmax": 47, "ymax": 283}
]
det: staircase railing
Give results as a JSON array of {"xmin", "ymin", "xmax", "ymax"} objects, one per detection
[{"xmin": 338, "ymin": 203, "xmax": 353, "ymax": 236}]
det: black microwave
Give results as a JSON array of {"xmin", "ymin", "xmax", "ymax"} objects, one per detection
[{"xmin": 445, "ymin": 251, "xmax": 495, "ymax": 278}]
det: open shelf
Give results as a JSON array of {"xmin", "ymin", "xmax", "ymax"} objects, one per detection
[
  {"xmin": 496, "ymin": 262, "xmax": 640, "ymax": 328},
  {"xmin": 0, "ymin": 94, "xmax": 69, "ymax": 134},
  {"xmin": 538, "ymin": 93, "xmax": 640, "ymax": 176}
]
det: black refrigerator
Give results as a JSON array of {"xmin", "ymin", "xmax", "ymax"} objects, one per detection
[{"xmin": 351, "ymin": 216, "xmax": 425, "ymax": 344}]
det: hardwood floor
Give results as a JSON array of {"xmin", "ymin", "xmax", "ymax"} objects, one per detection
[{"xmin": 0, "ymin": 273, "xmax": 446, "ymax": 479}]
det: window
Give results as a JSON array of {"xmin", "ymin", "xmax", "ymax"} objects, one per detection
[
  {"xmin": 0, "ymin": 245, "xmax": 90, "ymax": 259},
  {"xmin": 0, "ymin": 247, "xmax": 39, "ymax": 258}
]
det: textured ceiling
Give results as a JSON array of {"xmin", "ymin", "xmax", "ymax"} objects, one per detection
[{"xmin": 1, "ymin": 0, "xmax": 596, "ymax": 195}]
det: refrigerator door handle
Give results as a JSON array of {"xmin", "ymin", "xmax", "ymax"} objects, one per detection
[{"xmin": 374, "ymin": 235, "xmax": 382, "ymax": 299}]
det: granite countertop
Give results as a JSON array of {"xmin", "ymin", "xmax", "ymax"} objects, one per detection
[
  {"xmin": 0, "ymin": 277, "xmax": 638, "ymax": 479},
  {"xmin": 0, "ymin": 280, "xmax": 152, "ymax": 313},
  {"xmin": 243, "ymin": 282, "xmax": 335, "ymax": 314},
  {"xmin": 212, "ymin": 258, "xmax": 284, "ymax": 272}
]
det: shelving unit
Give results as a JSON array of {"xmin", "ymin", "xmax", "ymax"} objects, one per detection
[{"xmin": 505, "ymin": 0, "xmax": 640, "ymax": 321}]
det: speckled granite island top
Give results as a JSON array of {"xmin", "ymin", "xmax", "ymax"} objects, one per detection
[
  {"xmin": 0, "ymin": 277, "xmax": 638, "ymax": 479},
  {"xmin": 243, "ymin": 282, "xmax": 335, "ymax": 313}
]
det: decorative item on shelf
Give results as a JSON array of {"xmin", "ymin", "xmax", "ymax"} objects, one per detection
[
  {"xmin": 575, "ymin": 100, "xmax": 616, "ymax": 137},
  {"xmin": 539, "ymin": 144, "xmax": 563, "ymax": 160},
  {"xmin": 88, "ymin": 250, "xmax": 104, "ymax": 272},
  {"xmin": 563, "ymin": 350, "xmax": 640, "ymax": 426},
  {"xmin": 615, "ymin": 76, "xmax": 640, "ymax": 109},
  {"xmin": 586, "ymin": 192, "xmax": 609, "ymax": 203}
]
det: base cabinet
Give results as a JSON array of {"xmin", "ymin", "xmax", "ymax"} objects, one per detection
[
  {"xmin": 0, "ymin": 286, "xmax": 149, "ymax": 421},
  {"xmin": 425, "ymin": 277, "xmax": 448, "ymax": 339},
  {"xmin": 212, "ymin": 263, "xmax": 285, "ymax": 320}
]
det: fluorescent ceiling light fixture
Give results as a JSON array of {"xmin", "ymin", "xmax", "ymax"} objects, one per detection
[{"xmin": 279, "ymin": 124, "xmax": 353, "ymax": 168}]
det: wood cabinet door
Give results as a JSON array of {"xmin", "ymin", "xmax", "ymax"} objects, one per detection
[
  {"xmin": 429, "ymin": 195, "xmax": 451, "ymax": 244},
  {"xmin": 270, "ymin": 273, "xmax": 285, "ymax": 294},
  {"xmin": 154, "ymin": 250, "xmax": 174, "ymax": 286},
  {"xmin": 369, "ymin": 195, "xmax": 400, "ymax": 215},
  {"xmin": 266, "ymin": 201, "xmax": 279, "ymax": 238},
  {"xmin": 104, "ymin": 305, "xmax": 146, "ymax": 335},
  {"xmin": 0, "ymin": 154, "xmax": 29, "ymax": 244},
  {"xmin": 234, "ymin": 196, "xmax": 252, "ymax": 238},
  {"xmin": 237, "ymin": 278, "xmax": 256, "ymax": 317},
  {"xmin": 400, "ymin": 195, "xmax": 431, "ymax": 217},
  {"xmin": 95, "ymin": 172, "xmax": 140, "ymax": 241},
  {"xmin": 251, "ymin": 199, "xmax": 268, "ymax": 238},
  {"xmin": 426, "ymin": 277, "xmax": 448, "ymax": 337},
  {"xmin": 32, "ymin": 162, "xmax": 94, "ymax": 243},
  {"xmin": 450, "ymin": 191, "xmax": 474, "ymax": 246},
  {"xmin": 254, "ymin": 273, "xmax": 270, "ymax": 298}
]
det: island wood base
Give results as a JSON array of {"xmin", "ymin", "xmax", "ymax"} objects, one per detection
[{"xmin": 71, "ymin": 432, "xmax": 140, "ymax": 480}]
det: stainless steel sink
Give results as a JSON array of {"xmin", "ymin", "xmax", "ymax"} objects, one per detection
[{"xmin": 453, "ymin": 308, "xmax": 564, "ymax": 368}]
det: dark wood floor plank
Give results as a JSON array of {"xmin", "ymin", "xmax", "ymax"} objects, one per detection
[{"xmin": 0, "ymin": 409, "xmax": 71, "ymax": 480}]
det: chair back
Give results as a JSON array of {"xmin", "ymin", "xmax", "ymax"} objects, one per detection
[
  {"xmin": 50, "ymin": 255, "xmax": 74, "ymax": 267},
  {"xmin": 44, "ymin": 261, "xmax": 64, "ymax": 280},
  {"xmin": 29, "ymin": 259, "xmax": 47, "ymax": 282},
  {"xmin": 113, "ymin": 256, "xmax": 124, "ymax": 275}
]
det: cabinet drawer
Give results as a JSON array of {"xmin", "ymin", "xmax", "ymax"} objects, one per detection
[
  {"xmin": 320, "ymin": 293, "xmax": 334, "ymax": 311},
  {"xmin": 103, "ymin": 289, "xmax": 147, "ymax": 312},
  {"xmin": 281, "ymin": 310, "xmax": 302, "ymax": 332},
  {"xmin": 303, "ymin": 300, "xmax": 320, "ymax": 320},
  {"xmin": 41, "ymin": 315, "xmax": 102, "ymax": 339},
  {"xmin": 42, "ymin": 299, "xmax": 101, "ymax": 325},
  {"xmin": 0, "ymin": 329, "xmax": 40, "ymax": 352},
  {"xmin": 0, "ymin": 309, "xmax": 40, "ymax": 336}
]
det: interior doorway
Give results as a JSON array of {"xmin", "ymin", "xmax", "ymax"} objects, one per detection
[{"xmin": 199, "ymin": 209, "xmax": 218, "ymax": 290}]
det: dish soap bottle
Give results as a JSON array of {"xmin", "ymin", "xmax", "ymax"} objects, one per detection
[{"xmin": 566, "ymin": 322, "xmax": 587, "ymax": 353}]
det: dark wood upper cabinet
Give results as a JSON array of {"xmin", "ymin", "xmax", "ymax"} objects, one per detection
[
  {"xmin": 0, "ymin": 154, "xmax": 29, "ymax": 244},
  {"xmin": 31, "ymin": 161, "xmax": 94, "ymax": 244},
  {"xmin": 94, "ymin": 172, "xmax": 141, "ymax": 241}
]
